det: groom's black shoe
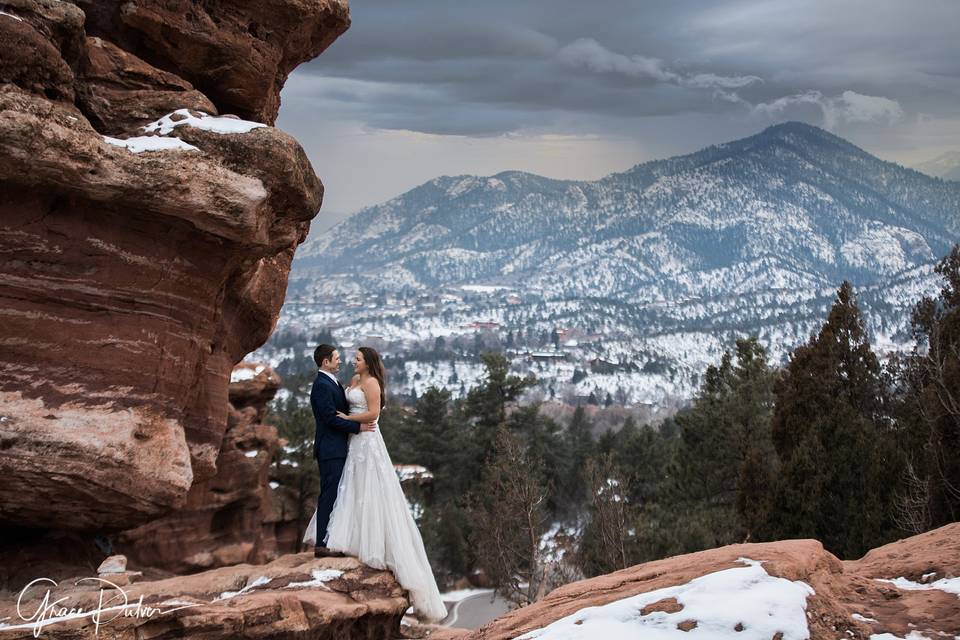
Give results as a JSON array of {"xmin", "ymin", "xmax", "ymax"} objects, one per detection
[{"xmin": 314, "ymin": 546, "xmax": 348, "ymax": 558}]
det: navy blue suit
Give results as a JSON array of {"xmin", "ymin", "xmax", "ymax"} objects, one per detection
[{"xmin": 311, "ymin": 371, "xmax": 360, "ymax": 546}]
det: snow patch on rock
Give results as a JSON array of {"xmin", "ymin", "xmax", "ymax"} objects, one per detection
[
  {"xmin": 143, "ymin": 109, "xmax": 267, "ymax": 135},
  {"xmin": 517, "ymin": 557, "xmax": 814, "ymax": 640},
  {"xmin": 103, "ymin": 135, "xmax": 199, "ymax": 153}
]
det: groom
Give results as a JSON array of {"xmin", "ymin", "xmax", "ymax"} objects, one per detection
[{"xmin": 311, "ymin": 344, "xmax": 376, "ymax": 557}]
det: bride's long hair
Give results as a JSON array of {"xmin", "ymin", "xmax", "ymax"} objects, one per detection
[{"xmin": 359, "ymin": 346, "xmax": 387, "ymax": 408}]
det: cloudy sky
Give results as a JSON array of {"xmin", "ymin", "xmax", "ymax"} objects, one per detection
[{"xmin": 277, "ymin": 0, "xmax": 960, "ymax": 216}]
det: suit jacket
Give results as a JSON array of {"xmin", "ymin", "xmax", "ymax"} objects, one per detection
[{"xmin": 311, "ymin": 372, "xmax": 360, "ymax": 460}]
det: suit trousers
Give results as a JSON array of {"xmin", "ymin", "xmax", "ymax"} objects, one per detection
[{"xmin": 315, "ymin": 455, "xmax": 346, "ymax": 547}]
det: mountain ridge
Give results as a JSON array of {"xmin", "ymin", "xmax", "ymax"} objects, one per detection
[{"xmin": 297, "ymin": 120, "xmax": 958, "ymax": 293}]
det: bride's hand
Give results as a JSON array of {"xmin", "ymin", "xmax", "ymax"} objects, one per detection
[{"xmin": 337, "ymin": 411, "xmax": 348, "ymax": 419}]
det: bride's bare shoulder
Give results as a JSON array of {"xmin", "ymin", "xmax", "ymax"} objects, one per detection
[{"xmin": 361, "ymin": 375, "xmax": 381, "ymax": 391}]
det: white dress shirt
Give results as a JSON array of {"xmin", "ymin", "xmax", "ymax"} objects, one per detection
[{"xmin": 319, "ymin": 368, "xmax": 341, "ymax": 387}]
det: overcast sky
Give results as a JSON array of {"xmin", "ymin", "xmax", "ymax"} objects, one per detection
[{"xmin": 277, "ymin": 0, "xmax": 960, "ymax": 215}]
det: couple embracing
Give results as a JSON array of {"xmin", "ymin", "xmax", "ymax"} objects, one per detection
[{"xmin": 302, "ymin": 344, "xmax": 447, "ymax": 622}]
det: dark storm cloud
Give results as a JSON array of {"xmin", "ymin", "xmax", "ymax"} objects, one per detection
[
  {"xmin": 289, "ymin": 0, "xmax": 960, "ymax": 137},
  {"xmin": 280, "ymin": 0, "xmax": 960, "ymax": 213}
]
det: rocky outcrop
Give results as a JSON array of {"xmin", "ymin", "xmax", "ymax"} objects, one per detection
[
  {"xmin": 114, "ymin": 364, "xmax": 293, "ymax": 574},
  {"xmin": 74, "ymin": 0, "xmax": 350, "ymax": 125},
  {"xmin": 0, "ymin": 553, "xmax": 408, "ymax": 639},
  {"xmin": 453, "ymin": 523, "xmax": 960, "ymax": 640},
  {"xmin": 0, "ymin": 0, "xmax": 348, "ymax": 532}
]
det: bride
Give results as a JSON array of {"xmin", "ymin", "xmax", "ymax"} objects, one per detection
[{"xmin": 302, "ymin": 346, "xmax": 448, "ymax": 622}]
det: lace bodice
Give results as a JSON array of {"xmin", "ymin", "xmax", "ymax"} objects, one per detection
[{"xmin": 345, "ymin": 384, "xmax": 376, "ymax": 422}]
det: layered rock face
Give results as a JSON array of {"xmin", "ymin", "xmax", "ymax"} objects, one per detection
[
  {"xmin": 114, "ymin": 364, "xmax": 296, "ymax": 574},
  {"xmin": 441, "ymin": 523, "xmax": 960, "ymax": 640},
  {"xmin": 0, "ymin": 554, "xmax": 408, "ymax": 639},
  {"xmin": 0, "ymin": 0, "xmax": 349, "ymax": 531}
]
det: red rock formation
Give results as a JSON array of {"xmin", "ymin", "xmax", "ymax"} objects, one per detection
[
  {"xmin": 0, "ymin": 554, "xmax": 407, "ymax": 639},
  {"xmin": 0, "ymin": 0, "xmax": 348, "ymax": 532},
  {"xmin": 114, "ymin": 364, "xmax": 293, "ymax": 574},
  {"xmin": 451, "ymin": 523, "xmax": 960, "ymax": 640},
  {"xmin": 74, "ymin": 0, "xmax": 350, "ymax": 125}
]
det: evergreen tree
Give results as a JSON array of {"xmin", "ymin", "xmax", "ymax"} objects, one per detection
[
  {"xmin": 729, "ymin": 338, "xmax": 778, "ymax": 541},
  {"xmin": 559, "ymin": 406, "xmax": 596, "ymax": 511},
  {"xmin": 669, "ymin": 337, "xmax": 777, "ymax": 549},
  {"xmin": 769, "ymin": 281, "xmax": 902, "ymax": 558},
  {"xmin": 462, "ymin": 352, "xmax": 536, "ymax": 483}
]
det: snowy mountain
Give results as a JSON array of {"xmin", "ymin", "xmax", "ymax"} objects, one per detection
[
  {"xmin": 914, "ymin": 150, "xmax": 960, "ymax": 182},
  {"xmin": 265, "ymin": 122, "xmax": 959, "ymax": 409}
]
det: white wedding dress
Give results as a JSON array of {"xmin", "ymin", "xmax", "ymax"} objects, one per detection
[{"xmin": 302, "ymin": 384, "xmax": 448, "ymax": 622}]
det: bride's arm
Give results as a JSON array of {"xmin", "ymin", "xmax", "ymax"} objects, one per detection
[{"xmin": 341, "ymin": 377, "xmax": 381, "ymax": 423}]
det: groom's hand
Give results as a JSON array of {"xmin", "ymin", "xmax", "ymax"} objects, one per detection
[{"xmin": 360, "ymin": 422, "xmax": 377, "ymax": 432}]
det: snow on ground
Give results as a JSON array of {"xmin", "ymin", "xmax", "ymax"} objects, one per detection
[
  {"xmin": 102, "ymin": 134, "xmax": 199, "ymax": 153},
  {"xmin": 461, "ymin": 284, "xmax": 512, "ymax": 293},
  {"xmin": 143, "ymin": 108, "xmax": 266, "ymax": 135},
  {"xmin": 875, "ymin": 576, "xmax": 960, "ymax": 596},
  {"xmin": 282, "ymin": 568, "xmax": 344, "ymax": 589},
  {"xmin": 440, "ymin": 588, "xmax": 496, "ymax": 603},
  {"xmin": 213, "ymin": 575, "xmax": 272, "ymax": 601},
  {"xmin": 404, "ymin": 360, "xmax": 489, "ymax": 398},
  {"xmin": 516, "ymin": 557, "xmax": 814, "ymax": 640}
]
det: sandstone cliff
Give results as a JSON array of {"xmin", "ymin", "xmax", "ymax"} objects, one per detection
[{"xmin": 0, "ymin": 0, "xmax": 348, "ymax": 534}]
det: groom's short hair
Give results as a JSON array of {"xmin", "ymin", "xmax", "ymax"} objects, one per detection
[{"xmin": 314, "ymin": 344, "xmax": 337, "ymax": 368}]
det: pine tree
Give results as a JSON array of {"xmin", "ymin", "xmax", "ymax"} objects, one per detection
[
  {"xmin": 460, "ymin": 353, "xmax": 536, "ymax": 498},
  {"xmin": 558, "ymin": 406, "xmax": 596, "ymax": 512},
  {"xmin": 729, "ymin": 338, "xmax": 777, "ymax": 541},
  {"xmin": 770, "ymin": 281, "xmax": 902, "ymax": 558},
  {"xmin": 669, "ymin": 337, "xmax": 778, "ymax": 548}
]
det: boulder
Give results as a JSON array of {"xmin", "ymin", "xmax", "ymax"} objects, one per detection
[{"xmin": 96, "ymin": 555, "xmax": 127, "ymax": 575}]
